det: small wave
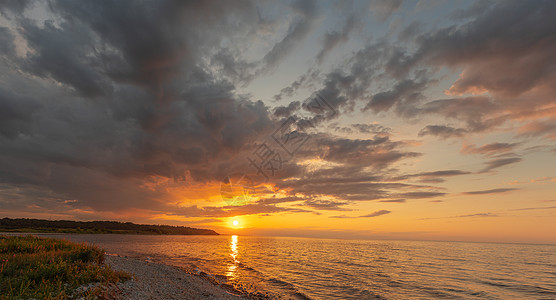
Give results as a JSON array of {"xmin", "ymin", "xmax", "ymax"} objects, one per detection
[
  {"xmin": 469, "ymin": 290, "xmax": 489, "ymax": 297},
  {"xmin": 238, "ymin": 261, "xmax": 262, "ymax": 274},
  {"xmin": 268, "ymin": 277, "xmax": 297, "ymax": 289},
  {"xmin": 480, "ymin": 280, "xmax": 511, "ymax": 288},
  {"xmin": 266, "ymin": 276, "xmax": 315, "ymax": 299}
]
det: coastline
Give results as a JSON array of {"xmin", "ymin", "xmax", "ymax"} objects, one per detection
[
  {"xmin": 104, "ymin": 254, "xmax": 251, "ymax": 300},
  {"xmin": 1, "ymin": 233, "xmax": 265, "ymax": 299}
]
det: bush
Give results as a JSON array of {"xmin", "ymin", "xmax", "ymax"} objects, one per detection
[{"xmin": 0, "ymin": 235, "xmax": 130, "ymax": 299}]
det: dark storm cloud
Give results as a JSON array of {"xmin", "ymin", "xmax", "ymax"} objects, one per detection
[
  {"xmin": 273, "ymin": 101, "xmax": 300, "ymax": 118},
  {"xmin": 418, "ymin": 125, "xmax": 466, "ymax": 139},
  {"xmin": 272, "ymin": 69, "xmax": 320, "ymax": 102},
  {"xmin": 461, "ymin": 143, "xmax": 519, "ymax": 156},
  {"xmin": 0, "ymin": 0, "xmax": 30, "ymax": 16},
  {"xmin": 462, "ymin": 188, "xmax": 518, "ymax": 195},
  {"xmin": 272, "ymin": 162, "xmax": 441, "ymax": 204},
  {"xmin": 275, "ymin": 177, "xmax": 394, "ymax": 202},
  {"xmin": 417, "ymin": 96, "xmax": 503, "ymax": 133},
  {"xmin": 508, "ymin": 206, "xmax": 556, "ymax": 211},
  {"xmin": 300, "ymin": 199, "xmax": 351, "ymax": 211},
  {"xmin": 0, "ymin": 165, "xmax": 165, "ymax": 212},
  {"xmin": 169, "ymin": 203, "xmax": 319, "ymax": 218},
  {"xmin": 360, "ymin": 209, "xmax": 391, "ymax": 217},
  {"xmin": 419, "ymin": 212, "xmax": 499, "ymax": 220},
  {"xmin": 328, "ymin": 215, "xmax": 351, "ymax": 219},
  {"xmin": 394, "ymin": 170, "xmax": 471, "ymax": 183},
  {"xmin": 379, "ymin": 199, "xmax": 405, "ymax": 203},
  {"xmin": 398, "ymin": 20, "xmax": 423, "ymax": 41},
  {"xmin": 415, "ymin": 170, "xmax": 470, "ymax": 177},
  {"xmin": 275, "ymin": 38, "xmax": 425, "ymax": 122},
  {"xmin": 0, "ymin": 85, "xmax": 42, "ymax": 138},
  {"xmin": 351, "ymin": 123, "xmax": 390, "ymax": 135},
  {"xmin": 316, "ymin": 135, "xmax": 420, "ymax": 167},
  {"xmin": 0, "ymin": 0, "xmax": 280, "ymax": 215},
  {"xmin": 1, "ymin": 0, "xmax": 429, "ymax": 219},
  {"xmin": 0, "ymin": 183, "xmax": 75, "ymax": 212},
  {"xmin": 261, "ymin": 0, "xmax": 319, "ymax": 70},
  {"xmin": 480, "ymin": 157, "xmax": 522, "ymax": 173},
  {"xmin": 50, "ymin": 0, "xmax": 262, "ymax": 94},
  {"xmin": 409, "ymin": 0, "xmax": 556, "ymax": 136},
  {"xmin": 459, "ymin": 213, "xmax": 498, "ymax": 218},
  {"xmin": 370, "ymin": 0, "xmax": 403, "ymax": 21},
  {"xmin": 210, "ymin": 48, "xmax": 258, "ymax": 84},
  {"xmin": 276, "ymin": 41, "xmax": 391, "ymax": 122},
  {"xmin": 288, "ymin": 0, "xmax": 556, "ymax": 139},
  {"xmin": 364, "ymin": 78, "xmax": 428, "ymax": 112},
  {"xmin": 274, "ymin": 0, "xmax": 556, "ymax": 146},
  {"xmin": 256, "ymin": 130, "xmax": 431, "ymax": 205},
  {"xmin": 316, "ymin": 13, "xmax": 357, "ymax": 63},
  {"xmin": 2, "ymin": 0, "xmax": 553, "ymax": 222},
  {"xmin": 397, "ymin": 191, "xmax": 445, "ymax": 199},
  {"xmin": 517, "ymin": 121, "xmax": 556, "ymax": 139},
  {"xmin": 329, "ymin": 123, "xmax": 391, "ymax": 135},
  {"xmin": 415, "ymin": 0, "xmax": 556, "ymax": 97},
  {"xmin": 255, "ymin": 196, "xmax": 306, "ymax": 206},
  {"xmin": 0, "ymin": 26, "xmax": 15, "ymax": 57},
  {"xmin": 448, "ymin": 1, "xmax": 492, "ymax": 20},
  {"xmin": 330, "ymin": 209, "xmax": 391, "ymax": 219},
  {"xmin": 20, "ymin": 20, "xmax": 111, "ymax": 97}
]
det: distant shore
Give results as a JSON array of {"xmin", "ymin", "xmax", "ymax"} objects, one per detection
[
  {"xmin": 0, "ymin": 217, "xmax": 219, "ymax": 235},
  {"xmin": 105, "ymin": 255, "xmax": 249, "ymax": 299}
]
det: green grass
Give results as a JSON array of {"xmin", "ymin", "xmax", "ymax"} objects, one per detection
[{"xmin": 0, "ymin": 235, "xmax": 131, "ymax": 299}]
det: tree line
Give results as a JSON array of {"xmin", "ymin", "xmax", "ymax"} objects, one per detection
[{"xmin": 0, "ymin": 217, "xmax": 219, "ymax": 235}]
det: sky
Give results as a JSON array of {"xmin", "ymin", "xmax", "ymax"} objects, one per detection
[{"xmin": 0, "ymin": 0, "xmax": 555, "ymax": 244}]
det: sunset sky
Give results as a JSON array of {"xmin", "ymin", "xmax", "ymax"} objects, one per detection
[{"xmin": 0, "ymin": 0, "xmax": 555, "ymax": 244}]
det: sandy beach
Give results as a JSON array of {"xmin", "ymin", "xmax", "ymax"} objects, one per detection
[{"xmin": 104, "ymin": 255, "xmax": 250, "ymax": 300}]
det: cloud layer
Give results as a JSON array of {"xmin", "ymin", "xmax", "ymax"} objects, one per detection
[{"xmin": 0, "ymin": 0, "xmax": 554, "ymax": 233}]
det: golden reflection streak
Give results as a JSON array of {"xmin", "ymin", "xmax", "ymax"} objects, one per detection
[{"xmin": 226, "ymin": 235, "xmax": 239, "ymax": 279}]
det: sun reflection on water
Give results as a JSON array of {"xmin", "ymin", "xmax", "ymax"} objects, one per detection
[{"xmin": 227, "ymin": 235, "xmax": 239, "ymax": 279}]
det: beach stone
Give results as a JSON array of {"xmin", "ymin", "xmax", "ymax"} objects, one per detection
[{"xmin": 105, "ymin": 255, "xmax": 248, "ymax": 299}]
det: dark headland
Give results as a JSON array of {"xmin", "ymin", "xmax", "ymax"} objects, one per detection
[{"xmin": 0, "ymin": 217, "xmax": 219, "ymax": 235}]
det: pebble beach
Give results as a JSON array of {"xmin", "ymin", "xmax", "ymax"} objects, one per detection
[{"xmin": 105, "ymin": 255, "xmax": 249, "ymax": 300}]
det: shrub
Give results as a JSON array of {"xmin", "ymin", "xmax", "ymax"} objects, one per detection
[{"xmin": 0, "ymin": 235, "xmax": 130, "ymax": 299}]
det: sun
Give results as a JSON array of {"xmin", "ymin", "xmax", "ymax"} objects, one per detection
[{"xmin": 232, "ymin": 220, "xmax": 239, "ymax": 226}]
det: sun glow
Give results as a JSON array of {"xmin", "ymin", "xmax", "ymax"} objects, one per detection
[{"xmin": 227, "ymin": 217, "xmax": 244, "ymax": 229}]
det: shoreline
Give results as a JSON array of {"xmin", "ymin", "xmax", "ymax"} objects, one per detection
[
  {"xmin": 104, "ymin": 254, "xmax": 254, "ymax": 300},
  {"xmin": 2, "ymin": 233, "xmax": 275, "ymax": 299}
]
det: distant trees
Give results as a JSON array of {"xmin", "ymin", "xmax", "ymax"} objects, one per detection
[{"xmin": 0, "ymin": 218, "xmax": 219, "ymax": 235}]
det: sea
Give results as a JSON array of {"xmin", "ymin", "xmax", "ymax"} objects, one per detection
[{"xmin": 39, "ymin": 234, "xmax": 555, "ymax": 299}]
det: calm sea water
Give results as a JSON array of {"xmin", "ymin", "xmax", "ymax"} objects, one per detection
[{"xmin": 41, "ymin": 234, "xmax": 555, "ymax": 299}]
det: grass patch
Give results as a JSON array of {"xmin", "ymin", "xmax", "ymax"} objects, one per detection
[{"xmin": 0, "ymin": 235, "xmax": 131, "ymax": 299}]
